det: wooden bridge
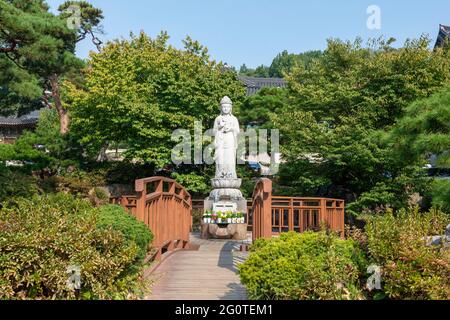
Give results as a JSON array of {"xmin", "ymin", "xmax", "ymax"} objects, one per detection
[{"xmin": 112, "ymin": 176, "xmax": 345, "ymax": 300}]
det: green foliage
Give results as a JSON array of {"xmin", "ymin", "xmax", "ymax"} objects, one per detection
[
  {"xmin": 365, "ymin": 207, "xmax": 450, "ymax": 299},
  {"xmin": 269, "ymin": 50, "xmax": 322, "ymax": 77},
  {"xmin": 430, "ymin": 179, "xmax": 450, "ymax": 212},
  {"xmin": 96, "ymin": 205, "xmax": 153, "ymax": 261},
  {"xmin": 0, "ymin": 132, "xmax": 53, "ymax": 171},
  {"xmin": 68, "ymin": 31, "xmax": 245, "ymax": 166},
  {"xmin": 346, "ymin": 166, "xmax": 430, "ymax": 216},
  {"xmin": 239, "ymin": 50, "xmax": 322, "ymax": 78},
  {"xmin": 191, "ymin": 209, "xmax": 203, "ymax": 232},
  {"xmin": 238, "ymin": 87, "xmax": 289, "ymax": 126},
  {"xmin": 389, "ymin": 85, "xmax": 450, "ymax": 167},
  {"xmin": 171, "ymin": 172, "xmax": 208, "ymax": 195},
  {"xmin": 0, "ymin": 193, "xmax": 144, "ymax": 299},
  {"xmin": 0, "ymin": 0, "xmax": 103, "ymax": 116},
  {"xmin": 0, "ymin": 108, "xmax": 85, "ymax": 173},
  {"xmin": 239, "ymin": 231, "xmax": 368, "ymax": 300},
  {"xmin": 0, "ymin": 165, "xmax": 40, "ymax": 203},
  {"xmin": 272, "ymin": 37, "xmax": 450, "ymax": 210},
  {"xmin": 55, "ymin": 170, "xmax": 106, "ymax": 196}
]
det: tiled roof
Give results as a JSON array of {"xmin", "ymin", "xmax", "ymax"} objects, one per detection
[
  {"xmin": 238, "ymin": 76, "xmax": 287, "ymax": 96},
  {"xmin": 0, "ymin": 109, "xmax": 41, "ymax": 126},
  {"xmin": 434, "ymin": 24, "xmax": 450, "ymax": 48}
]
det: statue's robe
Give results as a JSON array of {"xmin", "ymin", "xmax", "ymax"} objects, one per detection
[{"xmin": 213, "ymin": 114, "xmax": 240, "ymax": 179}]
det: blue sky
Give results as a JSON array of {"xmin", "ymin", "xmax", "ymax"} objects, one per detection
[{"xmin": 47, "ymin": 0, "xmax": 450, "ymax": 69}]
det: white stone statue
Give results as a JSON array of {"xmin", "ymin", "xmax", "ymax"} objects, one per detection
[{"xmin": 213, "ymin": 96, "xmax": 240, "ymax": 179}]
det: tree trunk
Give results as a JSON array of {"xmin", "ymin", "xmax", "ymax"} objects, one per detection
[{"xmin": 49, "ymin": 74, "xmax": 70, "ymax": 134}]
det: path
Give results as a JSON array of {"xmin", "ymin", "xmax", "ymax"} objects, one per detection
[{"xmin": 147, "ymin": 233, "xmax": 249, "ymax": 300}]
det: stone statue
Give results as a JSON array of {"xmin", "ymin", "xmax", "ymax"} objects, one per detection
[
  {"xmin": 202, "ymin": 96, "xmax": 248, "ymax": 240},
  {"xmin": 213, "ymin": 96, "xmax": 240, "ymax": 179},
  {"xmin": 207, "ymin": 96, "xmax": 244, "ymax": 201}
]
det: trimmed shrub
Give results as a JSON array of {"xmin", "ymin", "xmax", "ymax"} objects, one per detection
[
  {"xmin": 238, "ymin": 231, "xmax": 368, "ymax": 300},
  {"xmin": 96, "ymin": 205, "xmax": 153, "ymax": 260},
  {"xmin": 365, "ymin": 207, "xmax": 450, "ymax": 300},
  {"xmin": 0, "ymin": 193, "xmax": 143, "ymax": 300}
]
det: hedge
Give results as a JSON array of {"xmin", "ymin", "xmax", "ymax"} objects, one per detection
[
  {"xmin": 0, "ymin": 193, "xmax": 144, "ymax": 299},
  {"xmin": 238, "ymin": 231, "xmax": 368, "ymax": 300},
  {"xmin": 96, "ymin": 204, "xmax": 153, "ymax": 260}
]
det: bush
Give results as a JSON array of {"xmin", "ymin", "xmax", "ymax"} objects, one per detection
[
  {"xmin": 0, "ymin": 193, "xmax": 144, "ymax": 300},
  {"xmin": 96, "ymin": 205, "xmax": 153, "ymax": 260},
  {"xmin": 191, "ymin": 209, "xmax": 203, "ymax": 232},
  {"xmin": 365, "ymin": 207, "xmax": 450, "ymax": 300},
  {"xmin": 0, "ymin": 166, "xmax": 40, "ymax": 204},
  {"xmin": 55, "ymin": 171, "xmax": 106, "ymax": 197},
  {"xmin": 238, "ymin": 231, "xmax": 368, "ymax": 300},
  {"xmin": 430, "ymin": 179, "xmax": 450, "ymax": 213}
]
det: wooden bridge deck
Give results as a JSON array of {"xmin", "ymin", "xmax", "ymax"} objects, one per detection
[{"xmin": 146, "ymin": 233, "xmax": 249, "ymax": 300}]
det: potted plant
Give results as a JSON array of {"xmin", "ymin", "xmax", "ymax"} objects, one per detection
[
  {"xmin": 226, "ymin": 211, "xmax": 232, "ymax": 224},
  {"xmin": 211, "ymin": 212, "xmax": 218, "ymax": 224},
  {"xmin": 217, "ymin": 211, "xmax": 222, "ymax": 224},
  {"xmin": 206, "ymin": 211, "xmax": 212, "ymax": 224},
  {"xmin": 235, "ymin": 212, "xmax": 240, "ymax": 223},
  {"xmin": 239, "ymin": 212, "xmax": 245, "ymax": 223},
  {"xmin": 231, "ymin": 212, "xmax": 237, "ymax": 224}
]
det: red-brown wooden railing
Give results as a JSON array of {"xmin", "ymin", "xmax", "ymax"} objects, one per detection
[
  {"xmin": 111, "ymin": 176, "xmax": 192, "ymax": 259},
  {"xmin": 252, "ymin": 178, "xmax": 345, "ymax": 241},
  {"xmin": 252, "ymin": 179, "xmax": 273, "ymax": 240}
]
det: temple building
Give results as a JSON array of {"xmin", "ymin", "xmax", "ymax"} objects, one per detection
[
  {"xmin": 238, "ymin": 76, "xmax": 287, "ymax": 96},
  {"xmin": 434, "ymin": 24, "xmax": 450, "ymax": 49},
  {"xmin": 0, "ymin": 109, "xmax": 41, "ymax": 144}
]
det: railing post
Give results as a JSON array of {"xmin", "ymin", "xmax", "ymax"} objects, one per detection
[
  {"xmin": 252, "ymin": 178, "xmax": 273, "ymax": 241},
  {"xmin": 135, "ymin": 179, "xmax": 146, "ymax": 223},
  {"xmin": 262, "ymin": 179, "xmax": 272, "ymax": 238},
  {"xmin": 320, "ymin": 198, "xmax": 327, "ymax": 230}
]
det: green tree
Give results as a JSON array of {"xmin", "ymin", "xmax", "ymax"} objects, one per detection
[
  {"xmin": 67, "ymin": 31, "xmax": 246, "ymax": 166},
  {"xmin": 389, "ymin": 85, "xmax": 450, "ymax": 168},
  {"xmin": 272, "ymin": 37, "xmax": 450, "ymax": 213},
  {"xmin": 0, "ymin": 0, "xmax": 103, "ymax": 133},
  {"xmin": 238, "ymin": 87, "xmax": 289, "ymax": 126},
  {"xmin": 388, "ymin": 85, "xmax": 450, "ymax": 212},
  {"xmin": 269, "ymin": 50, "xmax": 322, "ymax": 77}
]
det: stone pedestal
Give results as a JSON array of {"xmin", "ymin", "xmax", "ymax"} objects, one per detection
[{"xmin": 201, "ymin": 223, "xmax": 248, "ymax": 240}]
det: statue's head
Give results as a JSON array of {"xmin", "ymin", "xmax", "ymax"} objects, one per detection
[{"xmin": 220, "ymin": 96, "xmax": 232, "ymax": 115}]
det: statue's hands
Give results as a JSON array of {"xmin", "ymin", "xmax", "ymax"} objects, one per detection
[{"xmin": 218, "ymin": 118, "xmax": 226, "ymax": 129}]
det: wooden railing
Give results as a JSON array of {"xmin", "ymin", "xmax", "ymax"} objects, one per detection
[
  {"xmin": 252, "ymin": 178, "xmax": 345, "ymax": 241},
  {"xmin": 252, "ymin": 179, "xmax": 273, "ymax": 240},
  {"xmin": 111, "ymin": 176, "xmax": 192, "ymax": 259}
]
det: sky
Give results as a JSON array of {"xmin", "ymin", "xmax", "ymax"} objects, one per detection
[{"xmin": 47, "ymin": 0, "xmax": 450, "ymax": 69}]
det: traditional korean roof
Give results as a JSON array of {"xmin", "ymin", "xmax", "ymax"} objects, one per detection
[
  {"xmin": 238, "ymin": 76, "xmax": 287, "ymax": 96},
  {"xmin": 0, "ymin": 109, "xmax": 41, "ymax": 127},
  {"xmin": 434, "ymin": 24, "xmax": 450, "ymax": 49}
]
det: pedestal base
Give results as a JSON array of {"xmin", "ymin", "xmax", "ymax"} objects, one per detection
[{"xmin": 201, "ymin": 223, "xmax": 248, "ymax": 240}]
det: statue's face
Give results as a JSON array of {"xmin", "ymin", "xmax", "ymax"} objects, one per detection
[{"xmin": 221, "ymin": 103, "xmax": 232, "ymax": 115}]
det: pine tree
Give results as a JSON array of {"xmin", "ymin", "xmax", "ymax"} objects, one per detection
[{"xmin": 0, "ymin": 0, "xmax": 103, "ymax": 134}]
